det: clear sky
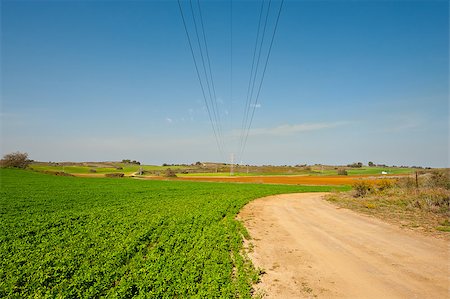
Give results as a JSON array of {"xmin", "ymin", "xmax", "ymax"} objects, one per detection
[{"xmin": 1, "ymin": 0, "xmax": 448, "ymax": 167}]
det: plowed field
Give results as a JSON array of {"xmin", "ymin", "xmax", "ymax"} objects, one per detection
[{"xmin": 140, "ymin": 174, "xmax": 405, "ymax": 186}]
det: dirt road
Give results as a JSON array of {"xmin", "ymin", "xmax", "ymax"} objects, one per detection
[{"xmin": 238, "ymin": 193, "xmax": 449, "ymax": 298}]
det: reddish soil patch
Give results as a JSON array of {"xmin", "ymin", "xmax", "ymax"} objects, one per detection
[{"xmin": 140, "ymin": 174, "xmax": 405, "ymax": 186}]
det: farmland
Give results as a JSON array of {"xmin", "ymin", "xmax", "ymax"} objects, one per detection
[
  {"xmin": 0, "ymin": 168, "xmax": 345, "ymax": 298},
  {"xmin": 29, "ymin": 162, "xmax": 414, "ymax": 177}
]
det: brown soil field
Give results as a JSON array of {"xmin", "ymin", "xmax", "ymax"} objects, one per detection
[
  {"xmin": 70, "ymin": 172, "xmax": 409, "ymax": 186},
  {"xmin": 138, "ymin": 174, "xmax": 406, "ymax": 186}
]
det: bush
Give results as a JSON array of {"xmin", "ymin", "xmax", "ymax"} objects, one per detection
[
  {"xmin": 348, "ymin": 162, "xmax": 363, "ymax": 168},
  {"xmin": 42, "ymin": 171, "xmax": 73, "ymax": 177},
  {"xmin": 164, "ymin": 168, "xmax": 177, "ymax": 178},
  {"xmin": 0, "ymin": 152, "xmax": 31, "ymax": 169},
  {"xmin": 376, "ymin": 179, "xmax": 394, "ymax": 191},
  {"xmin": 105, "ymin": 173, "xmax": 124, "ymax": 178},
  {"xmin": 396, "ymin": 177, "xmax": 416, "ymax": 189},
  {"xmin": 337, "ymin": 169, "xmax": 348, "ymax": 175},
  {"xmin": 427, "ymin": 171, "xmax": 450, "ymax": 189},
  {"xmin": 89, "ymin": 168, "xmax": 97, "ymax": 173},
  {"xmin": 409, "ymin": 188, "xmax": 450, "ymax": 214},
  {"xmin": 353, "ymin": 180, "xmax": 373, "ymax": 197}
]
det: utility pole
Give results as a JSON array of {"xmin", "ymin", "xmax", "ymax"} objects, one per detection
[
  {"xmin": 230, "ymin": 153, "xmax": 234, "ymax": 176},
  {"xmin": 415, "ymin": 171, "xmax": 419, "ymax": 189}
]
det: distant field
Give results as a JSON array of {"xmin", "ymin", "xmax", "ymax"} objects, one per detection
[
  {"xmin": 29, "ymin": 163, "xmax": 183, "ymax": 175},
  {"xmin": 311, "ymin": 167, "xmax": 414, "ymax": 176},
  {"xmin": 0, "ymin": 169, "xmax": 344, "ymax": 298},
  {"xmin": 179, "ymin": 167, "xmax": 413, "ymax": 177},
  {"xmin": 29, "ymin": 163, "xmax": 414, "ymax": 177},
  {"xmin": 178, "ymin": 172, "xmax": 310, "ymax": 177}
]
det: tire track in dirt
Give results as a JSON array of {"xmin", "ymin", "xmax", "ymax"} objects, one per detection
[{"xmin": 238, "ymin": 193, "xmax": 449, "ymax": 298}]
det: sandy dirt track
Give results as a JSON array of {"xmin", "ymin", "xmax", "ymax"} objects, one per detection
[{"xmin": 238, "ymin": 193, "xmax": 449, "ymax": 298}]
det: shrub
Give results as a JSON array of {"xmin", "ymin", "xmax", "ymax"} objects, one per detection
[
  {"xmin": 348, "ymin": 162, "xmax": 363, "ymax": 168},
  {"xmin": 427, "ymin": 171, "xmax": 450, "ymax": 189},
  {"xmin": 0, "ymin": 152, "xmax": 31, "ymax": 169},
  {"xmin": 337, "ymin": 169, "xmax": 348, "ymax": 176},
  {"xmin": 376, "ymin": 179, "xmax": 394, "ymax": 191},
  {"xmin": 396, "ymin": 177, "xmax": 416, "ymax": 189},
  {"xmin": 409, "ymin": 188, "xmax": 450, "ymax": 214},
  {"xmin": 164, "ymin": 168, "xmax": 177, "ymax": 178},
  {"xmin": 105, "ymin": 173, "xmax": 124, "ymax": 178},
  {"xmin": 353, "ymin": 180, "xmax": 373, "ymax": 197},
  {"xmin": 89, "ymin": 168, "xmax": 97, "ymax": 173}
]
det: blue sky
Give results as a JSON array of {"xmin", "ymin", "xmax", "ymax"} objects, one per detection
[{"xmin": 1, "ymin": 0, "xmax": 448, "ymax": 167}]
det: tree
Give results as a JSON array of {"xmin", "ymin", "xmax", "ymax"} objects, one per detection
[
  {"xmin": 164, "ymin": 168, "xmax": 177, "ymax": 177},
  {"xmin": 0, "ymin": 152, "xmax": 31, "ymax": 169},
  {"xmin": 368, "ymin": 161, "xmax": 374, "ymax": 167},
  {"xmin": 337, "ymin": 169, "xmax": 348, "ymax": 175}
]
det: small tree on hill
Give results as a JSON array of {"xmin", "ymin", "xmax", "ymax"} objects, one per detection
[
  {"xmin": 0, "ymin": 152, "xmax": 31, "ymax": 169},
  {"xmin": 337, "ymin": 169, "xmax": 348, "ymax": 175},
  {"xmin": 164, "ymin": 168, "xmax": 177, "ymax": 177}
]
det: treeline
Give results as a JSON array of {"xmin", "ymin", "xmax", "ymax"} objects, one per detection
[{"xmin": 121, "ymin": 159, "xmax": 140, "ymax": 165}]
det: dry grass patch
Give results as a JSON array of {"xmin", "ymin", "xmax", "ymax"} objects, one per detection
[{"xmin": 326, "ymin": 171, "xmax": 450, "ymax": 239}]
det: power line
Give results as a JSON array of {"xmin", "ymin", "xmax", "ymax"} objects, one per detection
[
  {"xmin": 238, "ymin": 0, "xmax": 266, "ymax": 161},
  {"xmin": 177, "ymin": 0, "xmax": 224, "ymax": 160},
  {"xmin": 240, "ymin": 0, "xmax": 284, "ymax": 163},
  {"xmin": 230, "ymin": 0, "xmax": 233, "ymax": 156},
  {"xmin": 239, "ymin": 0, "xmax": 273, "ymax": 162},
  {"xmin": 189, "ymin": 0, "xmax": 225, "ymax": 157},
  {"xmin": 177, "ymin": 0, "xmax": 284, "ymax": 164},
  {"xmin": 196, "ymin": 0, "xmax": 224, "ymax": 152}
]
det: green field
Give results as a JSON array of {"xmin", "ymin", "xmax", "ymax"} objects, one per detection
[
  {"xmin": 0, "ymin": 169, "xmax": 346, "ymax": 298},
  {"xmin": 310, "ymin": 167, "xmax": 414, "ymax": 176},
  {"xmin": 178, "ymin": 172, "xmax": 309, "ymax": 177},
  {"xmin": 29, "ymin": 164, "xmax": 184, "ymax": 175},
  {"xmin": 179, "ymin": 167, "xmax": 413, "ymax": 177},
  {"xmin": 29, "ymin": 162, "xmax": 414, "ymax": 178}
]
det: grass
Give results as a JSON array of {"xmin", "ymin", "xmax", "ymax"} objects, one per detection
[
  {"xmin": 30, "ymin": 163, "xmax": 414, "ymax": 177},
  {"xmin": 345, "ymin": 167, "xmax": 413, "ymax": 175},
  {"xmin": 29, "ymin": 163, "xmax": 185, "ymax": 175},
  {"xmin": 181, "ymin": 167, "xmax": 413, "ymax": 177},
  {"xmin": 178, "ymin": 172, "xmax": 310, "ymax": 177},
  {"xmin": 311, "ymin": 167, "xmax": 414, "ymax": 176},
  {"xmin": 326, "ymin": 179, "xmax": 450, "ymax": 237},
  {"xmin": 0, "ymin": 168, "xmax": 343, "ymax": 298}
]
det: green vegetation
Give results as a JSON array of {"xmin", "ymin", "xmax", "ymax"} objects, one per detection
[
  {"xmin": 311, "ymin": 167, "xmax": 413, "ymax": 176},
  {"xmin": 344, "ymin": 167, "xmax": 413, "ymax": 175},
  {"xmin": 29, "ymin": 162, "xmax": 414, "ymax": 177},
  {"xmin": 29, "ymin": 163, "xmax": 184, "ymax": 175},
  {"xmin": 178, "ymin": 172, "xmax": 307, "ymax": 177},
  {"xmin": 0, "ymin": 169, "xmax": 342, "ymax": 298}
]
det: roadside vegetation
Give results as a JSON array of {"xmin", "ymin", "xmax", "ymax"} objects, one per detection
[
  {"xmin": 0, "ymin": 168, "xmax": 343, "ymax": 298},
  {"xmin": 326, "ymin": 170, "xmax": 450, "ymax": 236}
]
